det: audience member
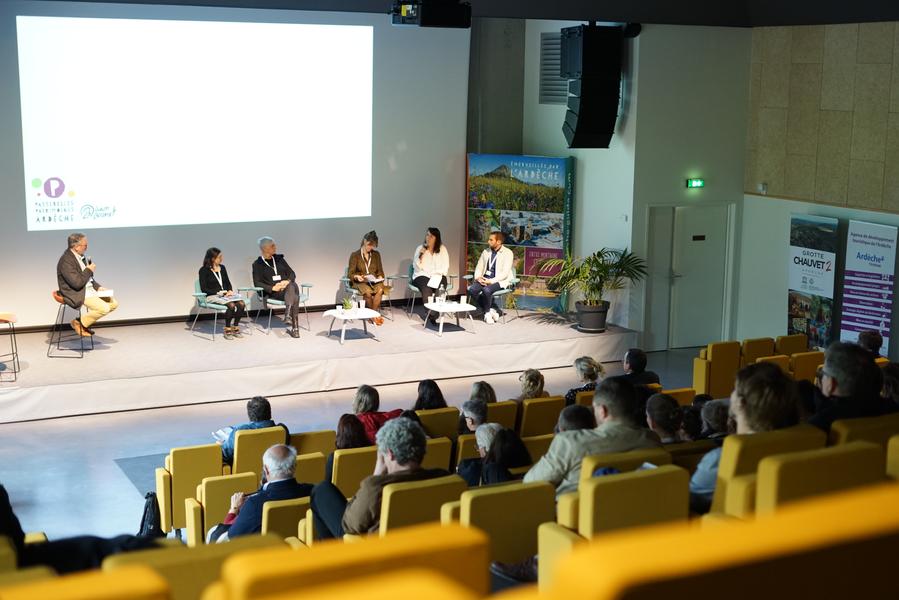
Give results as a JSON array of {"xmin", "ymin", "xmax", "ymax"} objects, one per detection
[
  {"xmin": 564, "ymin": 356, "xmax": 604, "ymax": 406},
  {"xmin": 310, "ymin": 418, "xmax": 448, "ymax": 538},
  {"xmin": 646, "ymin": 393, "xmax": 683, "ymax": 443},
  {"xmin": 692, "ymin": 394, "xmax": 714, "ymax": 409},
  {"xmin": 621, "ymin": 348, "xmax": 661, "ymax": 386},
  {"xmin": 700, "ymin": 399, "xmax": 731, "ymax": 439},
  {"xmin": 516, "ymin": 369, "xmax": 549, "ymax": 402},
  {"xmin": 325, "ymin": 414, "xmax": 372, "ymax": 482},
  {"xmin": 413, "ymin": 379, "xmax": 447, "ymax": 411},
  {"xmin": 810, "ymin": 341, "xmax": 884, "ymax": 431},
  {"xmin": 353, "ymin": 384, "xmax": 402, "ymax": 444},
  {"xmin": 857, "ymin": 330, "xmax": 884, "ymax": 357},
  {"xmin": 795, "ymin": 379, "xmax": 821, "ymax": 421},
  {"xmin": 457, "ymin": 423, "xmax": 502, "ymax": 486},
  {"xmin": 523, "ymin": 378, "xmax": 661, "ymax": 496},
  {"xmin": 210, "ymin": 444, "xmax": 312, "ymax": 542},
  {"xmin": 631, "ymin": 383, "xmax": 656, "ymax": 428},
  {"xmin": 470, "ymin": 380, "xmax": 497, "ymax": 404},
  {"xmin": 556, "ymin": 404, "xmax": 597, "ymax": 433},
  {"xmin": 461, "ymin": 399, "xmax": 488, "ymax": 433},
  {"xmin": 481, "ymin": 428, "xmax": 532, "ymax": 484},
  {"xmin": 882, "ymin": 363, "xmax": 899, "ymax": 413},
  {"xmin": 219, "ymin": 396, "xmax": 278, "ymax": 465},
  {"xmin": 399, "ymin": 409, "xmax": 424, "ymax": 427},
  {"xmin": 690, "ymin": 363, "xmax": 799, "ymax": 513},
  {"xmin": 679, "ymin": 406, "xmax": 703, "ymax": 441}
]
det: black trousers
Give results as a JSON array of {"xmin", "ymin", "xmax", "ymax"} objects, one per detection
[
  {"xmin": 310, "ymin": 481, "xmax": 347, "ymax": 540},
  {"xmin": 269, "ymin": 282, "xmax": 300, "ymax": 326},
  {"xmin": 467, "ymin": 281, "xmax": 503, "ymax": 314},
  {"xmin": 412, "ymin": 275, "xmax": 448, "ymax": 304},
  {"xmin": 19, "ymin": 535, "xmax": 162, "ymax": 574},
  {"xmin": 223, "ymin": 301, "xmax": 246, "ymax": 327}
]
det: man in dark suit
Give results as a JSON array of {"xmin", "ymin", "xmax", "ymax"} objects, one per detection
[
  {"xmin": 209, "ymin": 444, "xmax": 312, "ymax": 542},
  {"xmin": 252, "ymin": 236, "xmax": 301, "ymax": 338},
  {"xmin": 621, "ymin": 348, "xmax": 661, "ymax": 386},
  {"xmin": 56, "ymin": 233, "xmax": 118, "ymax": 336}
]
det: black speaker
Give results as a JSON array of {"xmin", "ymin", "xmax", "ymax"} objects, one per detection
[{"xmin": 560, "ymin": 25, "xmax": 624, "ymax": 148}]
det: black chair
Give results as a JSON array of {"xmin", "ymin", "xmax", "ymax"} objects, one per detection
[{"xmin": 47, "ymin": 291, "xmax": 94, "ymax": 358}]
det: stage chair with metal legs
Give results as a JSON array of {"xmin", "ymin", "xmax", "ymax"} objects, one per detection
[
  {"xmin": 47, "ymin": 291, "xmax": 93, "ymax": 359},
  {"xmin": 462, "ymin": 268, "xmax": 521, "ymax": 323},
  {"xmin": 0, "ymin": 312, "xmax": 19, "ymax": 382},
  {"xmin": 399, "ymin": 264, "xmax": 458, "ymax": 318},
  {"xmin": 243, "ymin": 281, "xmax": 313, "ymax": 334},
  {"xmin": 189, "ymin": 280, "xmax": 252, "ymax": 342},
  {"xmin": 340, "ymin": 267, "xmax": 398, "ymax": 321}
]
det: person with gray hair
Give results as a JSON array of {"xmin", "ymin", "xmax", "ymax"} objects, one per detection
[
  {"xmin": 251, "ymin": 236, "xmax": 302, "ymax": 338},
  {"xmin": 700, "ymin": 399, "xmax": 731, "ymax": 439},
  {"xmin": 564, "ymin": 356, "xmax": 605, "ymax": 406},
  {"xmin": 209, "ymin": 444, "xmax": 313, "ymax": 542},
  {"xmin": 56, "ymin": 232, "xmax": 119, "ymax": 336},
  {"xmin": 310, "ymin": 418, "xmax": 449, "ymax": 538},
  {"xmin": 810, "ymin": 341, "xmax": 884, "ymax": 431},
  {"xmin": 461, "ymin": 399, "xmax": 488, "ymax": 433},
  {"xmin": 470, "ymin": 380, "xmax": 497, "ymax": 404}
]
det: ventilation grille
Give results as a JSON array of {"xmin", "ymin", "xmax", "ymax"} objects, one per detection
[{"xmin": 539, "ymin": 32, "xmax": 567, "ymax": 105}]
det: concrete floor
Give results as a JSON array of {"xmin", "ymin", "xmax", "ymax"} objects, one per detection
[{"xmin": 0, "ymin": 349, "xmax": 696, "ymax": 539}]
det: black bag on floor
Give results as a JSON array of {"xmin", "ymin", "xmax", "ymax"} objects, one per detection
[{"xmin": 138, "ymin": 491, "xmax": 165, "ymax": 538}]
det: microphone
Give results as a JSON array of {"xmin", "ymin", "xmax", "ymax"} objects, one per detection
[{"xmin": 86, "ymin": 256, "xmax": 93, "ymax": 265}]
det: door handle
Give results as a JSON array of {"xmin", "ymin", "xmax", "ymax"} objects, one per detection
[{"xmin": 670, "ymin": 273, "xmax": 683, "ymax": 279}]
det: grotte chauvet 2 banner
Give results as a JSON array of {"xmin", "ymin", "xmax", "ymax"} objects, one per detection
[{"xmin": 788, "ymin": 214, "xmax": 838, "ymax": 350}]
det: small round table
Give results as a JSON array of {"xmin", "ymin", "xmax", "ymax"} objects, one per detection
[
  {"xmin": 323, "ymin": 307, "xmax": 381, "ymax": 345},
  {"xmin": 423, "ymin": 301, "xmax": 477, "ymax": 337}
]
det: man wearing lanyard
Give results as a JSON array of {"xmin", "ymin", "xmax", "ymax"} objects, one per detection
[
  {"xmin": 468, "ymin": 231, "xmax": 514, "ymax": 324},
  {"xmin": 56, "ymin": 232, "xmax": 119, "ymax": 336},
  {"xmin": 252, "ymin": 236, "xmax": 301, "ymax": 338}
]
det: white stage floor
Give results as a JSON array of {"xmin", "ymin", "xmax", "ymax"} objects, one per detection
[{"xmin": 0, "ymin": 308, "xmax": 636, "ymax": 423}]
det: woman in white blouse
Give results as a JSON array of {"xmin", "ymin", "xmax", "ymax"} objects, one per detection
[{"xmin": 412, "ymin": 227, "xmax": 449, "ymax": 304}]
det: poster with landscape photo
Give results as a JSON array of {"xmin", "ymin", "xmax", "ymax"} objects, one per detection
[{"xmin": 466, "ymin": 154, "xmax": 574, "ymax": 312}]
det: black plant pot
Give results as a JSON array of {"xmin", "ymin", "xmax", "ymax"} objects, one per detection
[{"xmin": 575, "ymin": 301, "xmax": 610, "ymax": 333}]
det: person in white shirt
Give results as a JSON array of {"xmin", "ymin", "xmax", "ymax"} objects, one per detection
[
  {"xmin": 468, "ymin": 231, "xmax": 514, "ymax": 323},
  {"xmin": 411, "ymin": 227, "xmax": 449, "ymax": 305}
]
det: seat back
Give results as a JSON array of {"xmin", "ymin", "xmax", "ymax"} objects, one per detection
[
  {"xmin": 0, "ymin": 536, "xmax": 16, "ymax": 573},
  {"xmin": 756, "ymin": 442, "xmax": 886, "ymax": 516},
  {"xmin": 741, "ymin": 337, "xmax": 775, "ymax": 366},
  {"xmin": 0, "ymin": 565, "xmax": 169, "ymax": 600},
  {"xmin": 379, "ymin": 475, "xmax": 466, "ymax": 535},
  {"xmin": 574, "ymin": 391, "xmax": 593, "ymax": 407},
  {"xmin": 233, "ymin": 426, "xmax": 289, "ymax": 485},
  {"xmin": 579, "ymin": 447, "xmax": 672, "ymax": 484},
  {"xmin": 704, "ymin": 341, "xmax": 741, "ymax": 398},
  {"xmin": 342, "ymin": 267, "xmax": 354, "ymax": 295},
  {"xmin": 665, "ymin": 439, "xmax": 719, "ymax": 474},
  {"xmin": 165, "ymin": 444, "xmax": 223, "ymax": 531},
  {"xmin": 415, "ymin": 407, "xmax": 461, "ymax": 440},
  {"xmin": 456, "ymin": 433, "xmax": 479, "ymax": 464},
  {"xmin": 661, "ymin": 388, "xmax": 695, "ymax": 406},
  {"xmin": 295, "ymin": 452, "xmax": 326, "ymax": 484},
  {"xmin": 332, "ymin": 446, "xmax": 378, "ymax": 498},
  {"xmin": 519, "ymin": 396, "xmax": 565, "ymax": 437},
  {"xmin": 421, "ymin": 437, "xmax": 453, "ymax": 471},
  {"xmin": 521, "ymin": 433, "xmax": 554, "ymax": 463},
  {"xmin": 829, "ymin": 412, "xmax": 899, "ymax": 447},
  {"xmin": 289, "ymin": 430, "xmax": 336, "ymax": 456},
  {"xmin": 458, "ymin": 481, "xmax": 556, "ymax": 563},
  {"xmin": 193, "ymin": 280, "xmax": 207, "ymax": 307},
  {"xmin": 790, "ymin": 351, "xmax": 824, "ymax": 383},
  {"xmin": 712, "ymin": 424, "xmax": 827, "ymax": 513},
  {"xmin": 262, "ymin": 498, "xmax": 312, "ymax": 539},
  {"xmin": 756, "ymin": 354, "xmax": 791, "ymax": 373},
  {"xmin": 579, "ymin": 465, "xmax": 689, "ymax": 537},
  {"xmin": 775, "ymin": 332, "xmax": 808, "ymax": 356},
  {"xmin": 486, "ymin": 401, "xmax": 518, "ymax": 429},
  {"xmin": 888, "ymin": 434, "xmax": 899, "ymax": 480},
  {"xmin": 197, "ymin": 472, "xmax": 259, "ymax": 537}
]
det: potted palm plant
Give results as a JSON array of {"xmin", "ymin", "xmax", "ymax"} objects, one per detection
[{"xmin": 537, "ymin": 248, "xmax": 647, "ymax": 332}]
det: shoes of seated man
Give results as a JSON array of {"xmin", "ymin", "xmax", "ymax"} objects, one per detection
[
  {"xmin": 288, "ymin": 328, "xmax": 300, "ymax": 338},
  {"xmin": 484, "ymin": 312, "xmax": 495, "ymax": 324}
]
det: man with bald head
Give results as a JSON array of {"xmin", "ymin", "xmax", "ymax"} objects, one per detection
[{"xmin": 252, "ymin": 236, "xmax": 302, "ymax": 338}]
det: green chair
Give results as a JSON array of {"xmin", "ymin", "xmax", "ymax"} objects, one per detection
[
  {"xmin": 243, "ymin": 278, "xmax": 313, "ymax": 334},
  {"xmin": 339, "ymin": 267, "xmax": 399, "ymax": 321},
  {"xmin": 399, "ymin": 263, "xmax": 457, "ymax": 318},
  {"xmin": 462, "ymin": 267, "xmax": 521, "ymax": 323},
  {"xmin": 190, "ymin": 280, "xmax": 251, "ymax": 341}
]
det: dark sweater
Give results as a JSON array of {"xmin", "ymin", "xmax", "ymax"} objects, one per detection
[{"xmin": 198, "ymin": 265, "xmax": 235, "ymax": 296}]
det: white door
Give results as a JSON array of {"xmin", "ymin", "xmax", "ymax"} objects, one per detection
[{"xmin": 668, "ymin": 205, "xmax": 729, "ymax": 348}]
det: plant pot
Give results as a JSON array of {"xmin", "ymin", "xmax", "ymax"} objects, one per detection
[{"xmin": 575, "ymin": 301, "xmax": 610, "ymax": 333}]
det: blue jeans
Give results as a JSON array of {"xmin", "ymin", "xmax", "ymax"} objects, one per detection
[{"xmin": 468, "ymin": 281, "xmax": 502, "ymax": 314}]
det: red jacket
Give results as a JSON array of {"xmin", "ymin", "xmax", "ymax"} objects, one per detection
[{"xmin": 356, "ymin": 409, "xmax": 403, "ymax": 444}]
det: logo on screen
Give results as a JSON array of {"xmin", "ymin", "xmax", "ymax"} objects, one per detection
[{"xmin": 43, "ymin": 177, "xmax": 66, "ymax": 198}]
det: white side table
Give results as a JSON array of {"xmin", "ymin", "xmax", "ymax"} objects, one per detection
[
  {"xmin": 323, "ymin": 307, "xmax": 380, "ymax": 345},
  {"xmin": 423, "ymin": 301, "xmax": 477, "ymax": 337}
]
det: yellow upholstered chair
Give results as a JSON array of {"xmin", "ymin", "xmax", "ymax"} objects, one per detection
[
  {"xmin": 0, "ymin": 536, "xmax": 15, "ymax": 573},
  {"xmin": 775, "ymin": 332, "xmax": 808, "ymax": 356},
  {"xmin": 829, "ymin": 412, "xmax": 899, "ymax": 447},
  {"xmin": 415, "ymin": 407, "xmax": 461, "ymax": 440},
  {"xmin": 207, "ymin": 523, "xmax": 490, "ymax": 599},
  {"xmin": 0, "ymin": 565, "xmax": 168, "ymax": 600},
  {"xmin": 294, "ymin": 452, "xmax": 326, "ymax": 484},
  {"xmin": 103, "ymin": 534, "xmax": 282, "ymax": 600},
  {"xmin": 740, "ymin": 337, "xmax": 775, "ymax": 366},
  {"xmin": 262, "ymin": 498, "xmax": 312, "ymax": 540},
  {"xmin": 887, "ymin": 434, "xmax": 899, "ymax": 479},
  {"xmin": 692, "ymin": 341, "xmax": 741, "ymax": 398},
  {"xmin": 876, "ymin": 356, "xmax": 889, "ymax": 367},
  {"xmin": 331, "ymin": 446, "xmax": 378, "ymax": 498},
  {"xmin": 755, "ymin": 354, "xmax": 791, "ymax": 374},
  {"xmin": 184, "ymin": 472, "xmax": 258, "ymax": 547},
  {"xmin": 711, "ymin": 424, "xmax": 826, "ymax": 515},
  {"xmin": 455, "ymin": 433, "xmax": 479, "ymax": 464},
  {"xmin": 486, "ymin": 401, "xmax": 519, "ymax": 429},
  {"xmin": 645, "ymin": 383, "xmax": 663, "ymax": 392},
  {"xmin": 421, "ymin": 437, "xmax": 453, "ymax": 470},
  {"xmin": 539, "ymin": 465, "xmax": 690, "ymax": 589},
  {"xmin": 547, "ymin": 483, "xmax": 899, "ymax": 599},
  {"xmin": 249, "ymin": 569, "xmax": 481, "ymax": 600},
  {"xmin": 666, "ymin": 439, "xmax": 718, "ymax": 474},
  {"xmin": 231, "ymin": 426, "xmax": 289, "ymax": 484},
  {"xmin": 155, "ymin": 443, "xmax": 223, "ymax": 535},
  {"xmin": 377, "ymin": 475, "xmax": 466, "ymax": 535},
  {"xmin": 288, "ymin": 430, "xmax": 336, "ymax": 456},
  {"xmin": 0, "ymin": 566, "xmax": 55, "ymax": 588},
  {"xmin": 790, "ymin": 350, "xmax": 824, "ymax": 383},
  {"xmin": 518, "ymin": 396, "xmax": 565, "ymax": 437},
  {"xmin": 521, "ymin": 433, "xmax": 554, "ymax": 463},
  {"xmin": 442, "ymin": 481, "xmax": 555, "ymax": 563},
  {"xmin": 574, "ymin": 390, "xmax": 593, "ymax": 407},
  {"xmin": 661, "ymin": 387, "xmax": 695, "ymax": 406}
]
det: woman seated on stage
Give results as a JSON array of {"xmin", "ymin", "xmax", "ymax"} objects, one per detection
[
  {"xmin": 413, "ymin": 379, "xmax": 447, "ymax": 411},
  {"xmin": 412, "ymin": 227, "xmax": 450, "ymax": 306},
  {"xmin": 325, "ymin": 414, "xmax": 372, "ymax": 482},
  {"xmin": 352, "ymin": 384, "xmax": 403, "ymax": 444},
  {"xmin": 348, "ymin": 230, "xmax": 386, "ymax": 326},
  {"xmin": 199, "ymin": 247, "xmax": 246, "ymax": 340},
  {"xmin": 564, "ymin": 356, "xmax": 605, "ymax": 406}
]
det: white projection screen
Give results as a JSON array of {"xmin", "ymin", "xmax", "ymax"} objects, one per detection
[{"xmin": 0, "ymin": 1, "xmax": 470, "ymax": 326}]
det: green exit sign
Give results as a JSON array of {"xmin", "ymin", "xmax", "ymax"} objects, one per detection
[{"xmin": 686, "ymin": 178, "xmax": 705, "ymax": 188}]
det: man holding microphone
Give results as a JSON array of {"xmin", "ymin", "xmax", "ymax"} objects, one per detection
[{"xmin": 56, "ymin": 233, "xmax": 119, "ymax": 336}]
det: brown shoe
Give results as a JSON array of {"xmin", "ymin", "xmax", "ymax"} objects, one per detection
[
  {"xmin": 70, "ymin": 319, "xmax": 92, "ymax": 337},
  {"xmin": 375, "ymin": 317, "xmax": 384, "ymax": 326}
]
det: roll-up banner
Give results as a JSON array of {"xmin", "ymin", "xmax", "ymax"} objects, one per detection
[
  {"xmin": 839, "ymin": 220, "xmax": 897, "ymax": 352},
  {"xmin": 788, "ymin": 215, "xmax": 839, "ymax": 350}
]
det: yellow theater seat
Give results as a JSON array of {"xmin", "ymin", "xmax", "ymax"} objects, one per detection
[
  {"xmin": 741, "ymin": 337, "xmax": 775, "ymax": 367},
  {"xmin": 231, "ymin": 427, "xmax": 289, "ymax": 485},
  {"xmin": 0, "ymin": 537, "xmax": 14, "ymax": 573},
  {"xmin": 155, "ymin": 443, "xmax": 223, "ymax": 534},
  {"xmin": 421, "ymin": 437, "xmax": 453, "ymax": 471},
  {"xmin": 755, "ymin": 354, "xmax": 791, "ymax": 374},
  {"xmin": 574, "ymin": 390, "xmax": 593, "ymax": 407},
  {"xmin": 875, "ymin": 356, "xmax": 889, "ymax": 367},
  {"xmin": 775, "ymin": 332, "xmax": 808, "ymax": 356},
  {"xmin": 521, "ymin": 433, "xmax": 554, "ymax": 463},
  {"xmin": 790, "ymin": 350, "xmax": 824, "ymax": 383},
  {"xmin": 455, "ymin": 433, "xmax": 479, "ymax": 464},
  {"xmin": 0, "ymin": 566, "xmax": 55, "ymax": 588},
  {"xmin": 288, "ymin": 430, "xmax": 335, "ymax": 456},
  {"xmin": 262, "ymin": 498, "xmax": 312, "ymax": 540},
  {"xmin": 888, "ymin": 434, "xmax": 899, "ymax": 479},
  {"xmin": 415, "ymin": 407, "xmax": 461, "ymax": 440},
  {"xmin": 294, "ymin": 452, "xmax": 326, "ymax": 484},
  {"xmin": 184, "ymin": 472, "xmax": 258, "ymax": 547},
  {"xmin": 829, "ymin": 412, "xmax": 899, "ymax": 447},
  {"xmin": 661, "ymin": 387, "xmax": 695, "ymax": 406},
  {"xmin": 0, "ymin": 565, "xmax": 168, "ymax": 600},
  {"xmin": 331, "ymin": 446, "xmax": 378, "ymax": 498},
  {"xmin": 518, "ymin": 396, "xmax": 565, "ymax": 437},
  {"xmin": 103, "ymin": 534, "xmax": 283, "ymax": 600},
  {"xmin": 250, "ymin": 569, "xmax": 480, "ymax": 600},
  {"xmin": 376, "ymin": 474, "xmax": 466, "ymax": 535},
  {"xmin": 692, "ymin": 341, "xmax": 741, "ymax": 398},
  {"xmin": 666, "ymin": 439, "xmax": 718, "ymax": 474},
  {"xmin": 487, "ymin": 401, "xmax": 519, "ymax": 429}
]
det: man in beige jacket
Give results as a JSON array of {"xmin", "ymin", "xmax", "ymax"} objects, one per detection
[{"xmin": 523, "ymin": 378, "xmax": 661, "ymax": 496}]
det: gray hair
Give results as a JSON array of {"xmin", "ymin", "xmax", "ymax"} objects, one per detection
[
  {"xmin": 469, "ymin": 381, "xmax": 496, "ymax": 404},
  {"xmin": 701, "ymin": 399, "xmax": 730, "ymax": 434},
  {"xmin": 824, "ymin": 341, "xmax": 880, "ymax": 397},
  {"xmin": 263, "ymin": 444, "xmax": 297, "ymax": 479},
  {"xmin": 67, "ymin": 233, "xmax": 85, "ymax": 249},
  {"xmin": 352, "ymin": 384, "xmax": 380, "ymax": 414},
  {"xmin": 376, "ymin": 417, "xmax": 427, "ymax": 465},
  {"xmin": 461, "ymin": 399, "xmax": 487, "ymax": 426},
  {"xmin": 257, "ymin": 236, "xmax": 275, "ymax": 249},
  {"xmin": 574, "ymin": 356, "xmax": 603, "ymax": 382},
  {"xmin": 475, "ymin": 423, "xmax": 502, "ymax": 452}
]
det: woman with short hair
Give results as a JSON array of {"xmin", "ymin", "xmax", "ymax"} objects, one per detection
[{"xmin": 564, "ymin": 356, "xmax": 604, "ymax": 406}]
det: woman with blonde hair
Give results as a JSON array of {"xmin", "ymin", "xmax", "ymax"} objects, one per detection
[
  {"xmin": 564, "ymin": 356, "xmax": 604, "ymax": 406},
  {"xmin": 516, "ymin": 369, "xmax": 549, "ymax": 402}
]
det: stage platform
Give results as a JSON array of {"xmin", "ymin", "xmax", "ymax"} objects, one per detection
[{"xmin": 0, "ymin": 308, "xmax": 636, "ymax": 424}]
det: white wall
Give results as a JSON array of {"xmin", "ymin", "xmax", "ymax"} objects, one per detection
[
  {"xmin": 0, "ymin": 1, "xmax": 470, "ymax": 327},
  {"xmin": 736, "ymin": 193, "xmax": 899, "ymax": 359}
]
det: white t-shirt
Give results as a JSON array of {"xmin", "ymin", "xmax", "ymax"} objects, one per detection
[{"xmin": 412, "ymin": 244, "xmax": 450, "ymax": 280}]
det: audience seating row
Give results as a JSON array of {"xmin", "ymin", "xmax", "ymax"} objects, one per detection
[{"xmin": 694, "ymin": 333, "xmax": 808, "ymax": 397}]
